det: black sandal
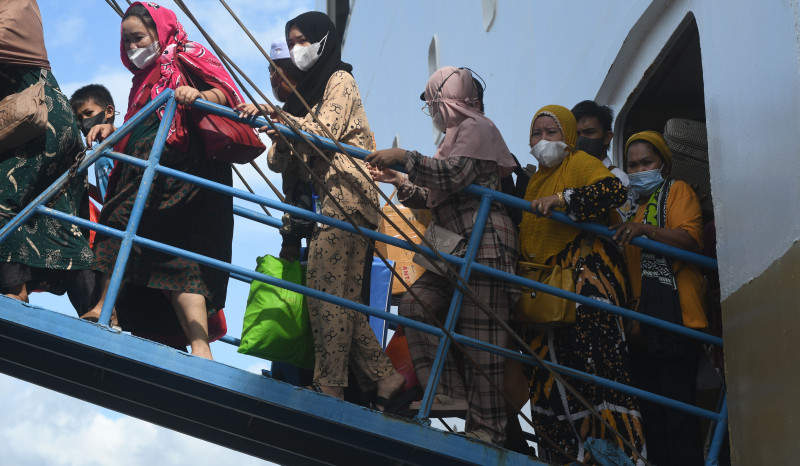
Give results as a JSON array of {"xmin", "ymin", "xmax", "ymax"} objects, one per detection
[{"xmin": 374, "ymin": 385, "xmax": 422, "ymax": 414}]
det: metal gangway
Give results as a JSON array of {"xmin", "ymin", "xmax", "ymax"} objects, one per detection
[{"xmin": 0, "ymin": 88, "xmax": 727, "ymax": 465}]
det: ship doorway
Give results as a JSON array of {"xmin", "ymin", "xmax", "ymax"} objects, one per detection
[
  {"xmin": 616, "ymin": 15, "xmax": 713, "ymax": 219},
  {"xmin": 614, "ymin": 13, "xmax": 728, "ymax": 462},
  {"xmin": 619, "ymin": 15, "xmax": 705, "ymax": 140}
]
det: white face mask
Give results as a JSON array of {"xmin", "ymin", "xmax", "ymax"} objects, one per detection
[
  {"xmin": 530, "ymin": 139, "xmax": 569, "ymax": 167},
  {"xmin": 272, "ymin": 85, "xmax": 283, "ymax": 102},
  {"xmin": 127, "ymin": 41, "xmax": 160, "ymax": 69},
  {"xmin": 432, "ymin": 106, "xmax": 446, "ymax": 132},
  {"xmin": 290, "ymin": 32, "xmax": 328, "ymax": 71}
]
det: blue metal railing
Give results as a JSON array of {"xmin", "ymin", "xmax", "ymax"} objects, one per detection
[{"xmin": 0, "ymin": 91, "xmax": 727, "ymax": 464}]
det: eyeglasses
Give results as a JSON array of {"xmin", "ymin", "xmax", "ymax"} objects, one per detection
[{"xmin": 421, "ymin": 101, "xmax": 437, "ymax": 116}]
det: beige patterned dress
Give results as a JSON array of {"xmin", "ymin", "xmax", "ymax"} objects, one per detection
[{"xmin": 268, "ymin": 70, "xmax": 395, "ymax": 389}]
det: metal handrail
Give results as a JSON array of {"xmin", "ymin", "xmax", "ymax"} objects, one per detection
[
  {"xmin": 192, "ymin": 98, "xmax": 719, "ymax": 270},
  {"xmin": 0, "ymin": 92, "xmax": 727, "ymax": 465},
  {"xmin": 101, "ymin": 146, "xmax": 722, "ymax": 348}
]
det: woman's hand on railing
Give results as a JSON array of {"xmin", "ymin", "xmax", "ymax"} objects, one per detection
[
  {"xmin": 367, "ymin": 164, "xmax": 404, "ymax": 187},
  {"xmin": 365, "ymin": 148, "xmax": 406, "ymax": 171},
  {"xmin": 236, "ymin": 102, "xmax": 277, "ymax": 120},
  {"xmin": 174, "ymin": 85, "xmax": 202, "ymax": 106},
  {"xmin": 530, "ymin": 194, "xmax": 561, "ymax": 217},
  {"xmin": 236, "ymin": 103, "xmax": 283, "ymax": 140},
  {"xmin": 610, "ymin": 221, "xmax": 650, "ymax": 246},
  {"xmin": 610, "ymin": 221, "xmax": 700, "ymax": 252},
  {"xmin": 86, "ymin": 123, "xmax": 116, "ymax": 147}
]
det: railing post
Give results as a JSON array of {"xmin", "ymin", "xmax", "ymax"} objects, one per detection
[
  {"xmin": 415, "ymin": 194, "xmax": 493, "ymax": 420},
  {"xmin": 705, "ymin": 394, "xmax": 728, "ymax": 466},
  {"xmin": 97, "ymin": 95, "xmax": 178, "ymax": 327}
]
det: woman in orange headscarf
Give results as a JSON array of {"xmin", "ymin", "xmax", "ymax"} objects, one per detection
[{"xmin": 514, "ymin": 105, "xmax": 645, "ymax": 463}]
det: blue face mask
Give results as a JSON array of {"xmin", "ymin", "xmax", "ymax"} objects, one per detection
[{"xmin": 628, "ymin": 168, "xmax": 664, "ymax": 196}]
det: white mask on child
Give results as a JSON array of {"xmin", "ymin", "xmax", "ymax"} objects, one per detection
[
  {"xmin": 530, "ymin": 139, "xmax": 569, "ymax": 167},
  {"xmin": 291, "ymin": 32, "xmax": 328, "ymax": 71},
  {"xmin": 127, "ymin": 41, "xmax": 160, "ymax": 69}
]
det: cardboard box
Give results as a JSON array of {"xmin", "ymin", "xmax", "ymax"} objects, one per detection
[{"xmin": 375, "ymin": 202, "xmax": 430, "ymax": 295}]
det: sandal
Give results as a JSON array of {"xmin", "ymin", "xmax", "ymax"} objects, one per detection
[
  {"xmin": 374, "ymin": 385, "xmax": 422, "ymax": 414},
  {"xmin": 304, "ymin": 383, "xmax": 323, "ymax": 393},
  {"xmin": 80, "ymin": 308, "xmax": 121, "ymax": 329},
  {"xmin": 80, "ymin": 308, "xmax": 101, "ymax": 323}
]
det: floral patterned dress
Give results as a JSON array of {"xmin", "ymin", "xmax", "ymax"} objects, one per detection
[
  {"xmin": 0, "ymin": 65, "xmax": 93, "ymax": 293},
  {"xmin": 520, "ymin": 175, "xmax": 647, "ymax": 464}
]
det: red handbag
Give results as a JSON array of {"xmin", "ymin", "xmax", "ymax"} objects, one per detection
[
  {"xmin": 179, "ymin": 64, "xmax": 266, "ymax": 164},
  {"xmin": 195, "ymin": 112, "xmax": 266, "ymax": 164}
]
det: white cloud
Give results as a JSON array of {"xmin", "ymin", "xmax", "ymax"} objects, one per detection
[
  {"xmin": 246, "ymin": 361, "xmax": 271, "ymax": 375},
  {"xmin": 52, "ymin": 13, "xmax": 87, "ymax": 47},
  {"xmin": 59, "ymin": 69, "xmax": 133, "ymax": 118},
  {"xmin": 0, "ymin": 374, "xmax": 265, "ymax": 466}
]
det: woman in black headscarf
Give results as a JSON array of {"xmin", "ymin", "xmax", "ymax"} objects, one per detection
[{"xmin": 238, "ymin": 12, "xmax": 406, "ymax": 407}]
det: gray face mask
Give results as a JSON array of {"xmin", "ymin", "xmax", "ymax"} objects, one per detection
[
  {"xmin": 574, "ymin": 136, "xmax": 607, "ymax": 159},
  {"xmin": 80, "ymin": 112, "xmax": 107, "ymax": 137}
]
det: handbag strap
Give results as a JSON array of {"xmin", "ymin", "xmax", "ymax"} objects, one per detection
[{"xmin": 517, "ymin": 261, "xmax": 553, "ymax": 271}]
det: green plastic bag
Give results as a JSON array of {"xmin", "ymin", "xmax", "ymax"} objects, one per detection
[{"xmin": 237, "ymin": 255, "xmax": 315, "ymax": 369}]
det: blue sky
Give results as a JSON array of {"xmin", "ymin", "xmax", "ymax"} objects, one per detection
[{"xmin": 0, "ymin": 1, "xmax": 314, "ymax": 464}]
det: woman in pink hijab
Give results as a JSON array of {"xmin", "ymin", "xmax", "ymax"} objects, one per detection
[
  {"xmin": 367, "ymin": 66, "xmax": 519, "ymax": 445},
  {"xmin": 84, "ymin": 2, "xmax": 244, "ymax": 359}
]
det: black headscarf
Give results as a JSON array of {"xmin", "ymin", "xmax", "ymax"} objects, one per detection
[{"xmin": 282, "ymin": 11, "xmax": 353, "ymax": 117}]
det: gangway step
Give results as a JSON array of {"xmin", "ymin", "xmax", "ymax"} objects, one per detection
[{"xmin": 0, "ymin": 299, "xmax": 543, "ymax": 465}]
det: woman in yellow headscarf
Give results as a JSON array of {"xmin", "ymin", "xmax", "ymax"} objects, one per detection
[
  {"xmin": 514, "ymin": 105, "xmax": 645, "ymax": 463},
  {"xmin": 611, "ymin": 131, "xmax": 706, "ymax": 466}
]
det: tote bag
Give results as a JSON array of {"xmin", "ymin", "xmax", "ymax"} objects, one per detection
[{"xmin": 238, "ymin": 255, "xmax": 314, "ymax": 369}]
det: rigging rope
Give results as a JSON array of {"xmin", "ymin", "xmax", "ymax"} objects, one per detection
[{"xmin": 232, "ymin": 165, "xmax": 272, "ymax": 217}]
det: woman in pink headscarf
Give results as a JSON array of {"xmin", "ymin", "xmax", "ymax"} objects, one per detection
[
  {"xmin": 367, "ymin": 66, "xmax": 519, "ymax": 445},
  {"xmin": 84, "ymin": 2, "xmax": 244, "ymax": 359}
]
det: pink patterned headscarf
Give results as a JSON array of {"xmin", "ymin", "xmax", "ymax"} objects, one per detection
[
  {"xmin": 424, "ymin": 66, "xmax": 517, "ymax": 207},
  {"xmin": 117, "ymin": 2, "xmax": 246, "ymax": 152}
]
